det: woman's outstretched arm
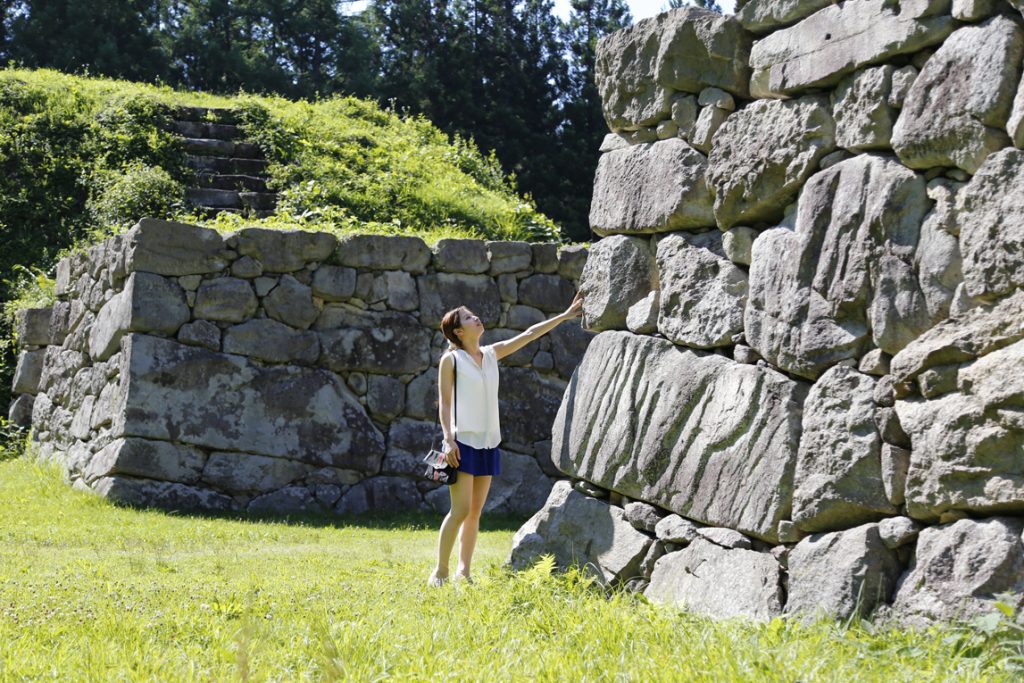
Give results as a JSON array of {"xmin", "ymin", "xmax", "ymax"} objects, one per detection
[{"xmin": 492, "ymin": 292, "xmax": 583, "ymax": 361}]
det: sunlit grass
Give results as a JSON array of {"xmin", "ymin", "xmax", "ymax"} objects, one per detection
[{"xmin": 0, "ymin": 455, "xmax": 1016, "ymax": 681}]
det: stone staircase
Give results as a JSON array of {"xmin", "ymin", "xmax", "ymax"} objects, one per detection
[{"xmin": 168, "ymin": 107, "xmax": 277, "ymax": 218}]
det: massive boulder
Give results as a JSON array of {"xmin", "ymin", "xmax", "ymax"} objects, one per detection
[
  {"xmin": 891, "ymin": 517, "xmax": 1024, "ymax": 626},
  {"xmin": 897, "ymin": 337, "xmax": 1024, "ymax": 521},
  {"xmin": 88, "ymin": 272, "xmax": 190, "ymax": 361},
  {"xmin": 706, "ymin": 96, "xmax": 835, "ymax": 229},
  {"xmin": 748, "ymin": 0, "xmax": 955, "ymax": 98},
  {"xmin": 579, "ymin": 235, "xmax": 656, "ymax": 332},
  {"xmin": 508, "ymin": 481, "xmax": 652, "ymax": 585},
  {"xmin": 589, "ymin": 139, "xmax": 715, "ymax": 235},
  {"xmin": 745, "ymin": 154, "xmax": 932, "ymax": 379},
  {"xmin": 892, "ymin": 17, "xmax": 1022, "ymax": 173},
  {"xmin": 646, "ymin": 539, "xmax": 784, "ymax": 620},
  {"xmin": 110, "ymin": 334, "xmax": 385, "ymax": 473},
  {"xmin": 957, "ymin": 148, "xmax": 1024, "ymax": 300},
  {"xmin": 552, "ymin": 331, "xmax": 807, "ymax": 542},
  {"xmin": 235, "ymin": 227, "xmax": 337, "ymax": 273},
  {"xmin": 793, "ymin": 367, "xmax": 896, "ymax": 532},
  {"xmin": 124, "ymin": 218, "xmax": 228, "ymax": 276},
  {"xmin": 596, "ymin": 7, "xmax": 751, "ymax": 131},
  {"xmin": 316, "ymin": 309, "xmax": 431, "ymax": 375},
  {"xmin": 787, "ymin": 523, "xmax": 901, "ymax": 621},
  {"xmin": 832, "ymin": 66, "xmax": 899, "ymax": 152},
  {"xmin": 655, "ymin": 231, "xmax": 748, "ymax": 349},
  {"xmin": 736, "ymin": 0, "xmax": 833, "ymax": 35}
]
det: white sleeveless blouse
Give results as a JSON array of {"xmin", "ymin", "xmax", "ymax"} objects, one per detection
[{"xmin": 450, "ymin": 346, "xmax": 501, "ymax": 449}]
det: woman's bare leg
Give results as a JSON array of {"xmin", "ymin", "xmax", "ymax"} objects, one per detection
[
  {"xmin": 429, "ymin": 474, "xmax": 474, "ymax": 586},
  {"xmin": 457, "ymin": 475, "xmax": 492, "ymax": 580}
]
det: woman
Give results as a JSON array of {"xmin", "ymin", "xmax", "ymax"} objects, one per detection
[{"xmin": 428, "ymin": 292, "xmax": 584, "ymax": 586}]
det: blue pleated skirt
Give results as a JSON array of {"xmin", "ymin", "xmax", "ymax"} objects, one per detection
[{"xmin": 456, "ymin": 440, "xmax": 501, "ymax": 477}]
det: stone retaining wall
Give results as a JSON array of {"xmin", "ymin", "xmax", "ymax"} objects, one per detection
[
  {"xmin": 9, "ymin": 219, "xmax": 591, "ymax": 517},
  {"xmin": 510, "ymin": 2, "xmax": 1024, "ymax": 626}
]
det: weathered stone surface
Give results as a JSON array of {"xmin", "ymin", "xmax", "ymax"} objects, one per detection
[
  {"xmin": 746, "ymin": 155, "xmax": 931, "ymax": 379},
  {"xmin": 655, "ymin": 514, "xmax": 700, "ymax": 544},
  {"xmin": 517, "ymin": 274, "xmax": 575, "ymax": 314},
  {"xmin": 833, "ymin": 66, "xmax": 897, "ymax": 152},
  {"xmin": 487, "ymin": 242, "xmax": 533, "ymax": 275},
  {"xmin": 416, "ymin": 273, "xmax": 501, "ymax": 327},
  {"xmin": 15, "ymin": 307, "xmax": 51, "ymax": 346},
  {"xmin": 202, "ymin": 451, "xmax": 312, "ymax": 493},
  {"xmin": 689, "ymin": 106, "xmax": 729, "ymax": 154},
  {"xmin": 881, "ymin": 444, "xmax": 911, "ymax": 506},
  {"xmin": 547, "ymin": 322, "xmax": 595, "ymax": 379},
  {"xmin": 579, "ymin": 235, "xmax": 655, "ymax": 332},
  {"xmin": 891, "ymin": 517, "xmax": 1024, "ymax": 626},
  {"xmin": 1009, "ymin": 72, "xmax": 1024, "ymax": 148},
  {"xmin": 381, "ymin": 418, "xmax": 438, "ymax": 476},
  {"xmin": 89, "ymin": 272, "xmax": 190, "ymax": 361},
  {"xmin": 248, "ymin": 486, "xmax": 320, "ymax": 515},
  {"xmin": 596, "ymin": 8, "xmax": 751, "ymax": 131},
  {"xmin": 533, "ymin": 245, "xmax": 560, "ymax": 273},
  {"xmin": 671, "ymin": 94, "xmax": 697, "ymax": 138},
  {"xmin": 878, "ymin": 516, "xmax": 921, "ymax": 549},
  {"xmin": 335, "ymin": 476, "xmax": 426, "ymax": 514},
  {"xmin": 223, "ymin": 318, "xmax": 319, "ymax": 365},
  {"xmin": 952, "ymin": 0, "xmax": 996, "ymax": 21},
  {"xmin": 737, "ymin": 0, "xmax": 833, "ymax": 34},
  {"xmin": 897, "ymin": 337, "xmax": 1024, "ymax": 521},
  {"xmin": 8, "ymin": 394, "xmax": 33, "ymax": 426},
  {"xmin": 177, "ymin": 319, "xmax": 220, "ymax": 352},
  {"xmin": 93, "ymin": 475, "xmax": 234, "ymax": 511},
  {"xmin": 508, "ymin": 481, "xmax": 652, "ymax": 585},
  {"xmin": 367, "ymin": 374, "xmax": 404, "ymax": 423},
  {"xmin": 656, "ymin": 231, "xmax": 747, "ymax": 349},
  {"xmin": 553, "ymin": 332, "xmax": 807, "ymax": 542},
  {"xmin": 624, "ymin": 501, "xmax": 662, "ymax": 533},
  {"xmin": 230, "ymin": 255, "xmax": 262, "ymax": 278},
  {"xmin": 696, "ymin": 527, "xmax": 752, "ymax": 550},
  {"xmin": 334, "ymin": 235, "xmax": 431, "ymax": 274},
  {"xmin": 626, "ymin": 291, "xmax": 658, "ymax": 335},
  {"xmin": 589, "ymin": 139, "xmax": 715, "ymax": 236},
  {"xmin": 958, "ymin": 149, "xmax": 1024, "ymax": 300},
  {"xmin": 47, "ymin": 301, "xmax": 70, "ymax": 345},
  {"xmin": 707, "ymin": 97, "xmax": 835, "ymax": 230},
  {"xmin": 114, "ymin": 334, "xmax": 385, "ymax": 473},
  {"xmin": 193, "ymin": 277, "xmax": 257, "ymax": 324},
  {"xmin": 500, "ymin": 367, "xmax": 566, "ymax": 447},
  {"xmin": 890, "ymin": 289, "xmax": 1024, "ymax": 383},
  {"xmin": 749, "ymin": 0, "xmax": 955, "ymax": 99},
  {"xmin": 85, "ymin": 437, "xmax": 207, "ymax": 485},
  {"xmin": 787, "ymin": 523, "xmax": 901, "ymax": 621},
  {"xmin": 124, "ymin": 218, "xmax": 228, "ymax": 276},
  {"xmin": 646, "ymin": 540, "xmax": 783, "ymax": 620},
  {"xmin": 507, "ymin": 305, "xmax": 545, "ymax": 330},
  {"xmin": 434, "ymin": 239, "xmax": 489, "ymax": 274},
  {"xmin": 263, "ymin": 275, "xmax": 319, "ymax": 329},
  {"xmin": 235, "ymin": 228, "xmax": 336, "ymax": 273},
  {"xmin": 485, "ymin": 329, "xmax": 535, "ymax": 367},
  {"xmin": 385, "ymin": 271, "xmax": 418, "ymax": 312},
  {"xmin": 311, "ymin": 265, "xmax": 356, "ymax": 301},
  {"xmin": 317, "ymin": 309, "xmax": 430, "ymax": 375},
  {"xmin": 893, "ymin": 17, "xmax": 1023, "ymax": 173},
  {"xmin": 722, "ymin": 226, "xmax": 756, "ymax": 266},
  {"xmin": 11, "ymin": 349, "xmax": 45, "ymax": 395},
  {"xmin": 793, "ymin": 366, "xmax": 896, "ymax": 533},
  {"xmin": 599, "ymin": 133, "xmax": 629, "ymax": 152},
  {"xmin": 557, "ymin": 245, "xmax": 588, "ymax": 281}
]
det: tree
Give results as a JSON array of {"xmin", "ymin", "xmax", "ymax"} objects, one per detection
[{"xmin": 556, "ymin": 0, "xmax": 631, "ymax": 240}]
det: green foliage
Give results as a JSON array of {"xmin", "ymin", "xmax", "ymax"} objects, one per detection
[
  {"xmin": 88, "ymin": 161, "xmax": 186, "ymax": 232},
  {"xmin": 945, "ymin": 596, "xmax": 1024, "ymax": 672},
  {"xmin": 0, "ymin": 417, "xmax": 26, "ymax": 461},
  {"xmin": 0, "ymin": 456, "xmax": 1018, "ymax": 681}
]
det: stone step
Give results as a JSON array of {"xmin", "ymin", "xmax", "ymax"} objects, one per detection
[
  {"xmin": 169, "ymin": 120, "xmax": 242, "ymax": 140},
  {"xmin": 192, "ymin": 205, "xmax": 275, "ymax": 219},
  {"xmin": 169, "ymin": 106, "xmax": 241, "ymax": 125},
  {"xmin": 186, "ymin": 188, "xmax": 277, "ymax": 211},
  {"xmin": 187, "ymin": 155, "xmax": 270, "ymax": 176},
  {"xmin": 195, "ymin": 174, "xmax": 268, "ymax": 192},
  {"xmin": 182, "ymin": 138, "xmax": 263, "ymax": 159}
]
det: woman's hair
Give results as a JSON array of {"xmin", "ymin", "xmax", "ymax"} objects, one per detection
[{"xmin": 440, "ymin": 307, "xmax": 464, "ymax": 349}]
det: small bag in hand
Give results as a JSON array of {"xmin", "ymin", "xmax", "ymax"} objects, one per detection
[{"xmin": 422, "ymin": 351, "xmax": 458, "ymax": 486}]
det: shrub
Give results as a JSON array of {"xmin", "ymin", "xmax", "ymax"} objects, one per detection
[{"xmin": 88, "ymin": 161, "xmax": 185, "ymax": 231}]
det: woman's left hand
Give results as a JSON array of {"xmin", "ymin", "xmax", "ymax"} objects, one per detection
[{"xmin": 563, "ymin": 291, "xmax": 584, "ymax": 319}]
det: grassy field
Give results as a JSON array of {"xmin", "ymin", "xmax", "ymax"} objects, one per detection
[{"xmin": 0, "ymin": 454, "xmax": 1017, "ymax": 682}]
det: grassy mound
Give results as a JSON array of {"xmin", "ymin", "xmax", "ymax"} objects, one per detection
[{"xmin": 0, "ymin": 453, "xmax": 1019, "ymax": 681}]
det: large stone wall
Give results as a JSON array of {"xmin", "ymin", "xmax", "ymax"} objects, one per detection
[
  {"xmin": 9, "ymin": 219, "xmax": 591, "ymax": 517},
  {"xmin": 511, "ymin": 2, "xmax": 1024, "ymax": 626}
]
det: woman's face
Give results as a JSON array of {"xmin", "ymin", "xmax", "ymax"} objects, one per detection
[{"xmin": 458, "ymin": 308, "xmax": 484, "ymax": 335}]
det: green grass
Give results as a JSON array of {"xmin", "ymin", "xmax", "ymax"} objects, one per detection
[{"xmin": 0, "ymin": 454, "xmax": 1016, "ymax": 682}]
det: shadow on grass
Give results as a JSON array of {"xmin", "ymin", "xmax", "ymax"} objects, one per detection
[{"xmin": 124, "ymin": 504, "xmax": 531, "ymax": 534}]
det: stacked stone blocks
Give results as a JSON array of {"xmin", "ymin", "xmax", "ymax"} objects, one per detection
[
  {"xmin": 510, "ymin": 2, "xmax": 1024, "ymax": 626},
  {"xmin": 10, "ymin": 218, "xmax": 590, "ymax": 517}
]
